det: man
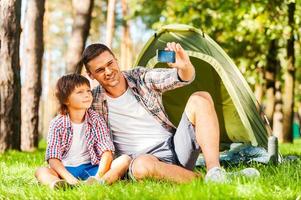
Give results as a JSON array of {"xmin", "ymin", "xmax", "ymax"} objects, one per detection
[{"xmin": 80, "ymin": 42, "xmax": 235, "ymax": 183}]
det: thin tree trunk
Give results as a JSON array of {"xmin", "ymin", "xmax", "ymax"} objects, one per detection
[
  {"xmin": 282, "ymin": 2, "xmax": 295, "ymax": 143},
  {"xmin": 40, "ymin": 1, "xmax": 59, "ymax": 139},
  {"xmin": 66, "ymin": 0, "xmax": 94, "ymax": 73},
  {"xmin": 273, "ymin": 81, "xmax": 283, "ymax": 139},
  {"xmin": 0, "ymin": 0, "xmax": 22, "ymax": 153},
  {"xmin": 21, "ymin": 0, "xmax": 45, "ymax": 152},
  {"xmin": 120, "ymin": 0, "xmax": 132, "ymax": 70},
  {"xmin": 264, "ymin": 39, "xmax": 278, "ymax": 127},
  {"xmin": 106, "ymin": 0, "xmax": 116, "ymax": 49},
  {"xmin": 42, "ymin": 54, "xmax": 58, "ymax": 139}
]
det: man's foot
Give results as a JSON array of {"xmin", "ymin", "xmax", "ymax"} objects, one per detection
[
  {"xmin": 204, "ymin": 167, "xmax": 228, "ymax": 183},
  {"xmin": 84, "ymin": 176, "xmax": 106, "ymax": 185},
  {"xmin": 50, "ymin": 180, "xmax": 73, "ymax": 190},
  {"xmin": 204, "ymin": 167, "xmax": 260, "ymax": 183}
]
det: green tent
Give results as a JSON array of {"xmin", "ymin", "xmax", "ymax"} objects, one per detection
[{"xmin": 134, "ymin": 24, "xmax": 269, "ymax": 149}]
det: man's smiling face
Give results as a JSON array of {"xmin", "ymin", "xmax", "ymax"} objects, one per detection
[{"xmin": 87, "ymin": 51, "xmax": 122, "ymax": 89}]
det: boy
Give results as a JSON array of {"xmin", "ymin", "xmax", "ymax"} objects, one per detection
[{"xmin": 35, "ymin": 74, "xmax": 131, "ymax": 189}]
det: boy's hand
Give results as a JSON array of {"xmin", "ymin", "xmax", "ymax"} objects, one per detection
[
  {"xmin": 48, "ymin": 158, "xmax": 80, "ymax": 185},
  {"xmin": 97, "ymin": 170, "xmax": 106, "ymax": 178},
  {"xmin": 66, "ymin": 176, "xmax": 80, "ymax": 185}
]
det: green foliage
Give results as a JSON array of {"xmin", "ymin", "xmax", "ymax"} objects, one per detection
[
  {"xmin": 130, "ymin": 0, "xmax": 301, "ymax": 90},
  {"xmin": 129, "ymin": 0, "xmax": 301, "ymax": 116},
  {"xmin": 0, "ymin": 140, "xmax": 300, "ymax": 199},
  {"xmin": 129, "ymin": 0, "xmax": 166, "ymax": 28}
]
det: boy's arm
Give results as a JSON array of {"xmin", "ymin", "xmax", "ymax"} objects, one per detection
[
  {"xmin": 97, "ymin": 151, "xmax": 113, "ymax": 178},
  {"xmin": 48, "ymin": 158, "xmax": 79, "ymax": 185},
  {"xmin": 92, "ymin": 110, "xmax": 115, "ymax": 177},
  {"xmin": 46, "ymin": 118, "xmax": 78, "ymax": 184}
]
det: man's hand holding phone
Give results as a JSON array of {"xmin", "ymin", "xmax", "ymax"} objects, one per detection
[{"xmin": 158, "ymin": 42, "xmax": 195, "ymax": 82}]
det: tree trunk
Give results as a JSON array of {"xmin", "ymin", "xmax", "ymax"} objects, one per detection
[
  {"xmin": 120, "ymin": 0, "xmax": 133, "ymax": 70},
  {"xmin": 39, "ymin": 1, "xmax": 58, "ymax": 139},
  {"xmin": 264, "ymin": 39, "xmax": 278, "ymax": 127},
  {"xmin": 21, "ymin": 0, "xmax": 45, "ymax": 152},
  {"xmin": 66, "ymin": 0, "xmax": 94, "ymax": 73},
  {"xmin": 282, "ymin": 2, "xmax": 295, "ymax": 143},
  {"xmin": 273, "ymin": 81, "xmax": 283, "ymax": 140},
  {"xmin": 0, "ymin": 0, "xmax": 22, "ymax": 153},
  {"xmin": 106, "ymin": 0, "xmax": 116, "ymax": 49}
]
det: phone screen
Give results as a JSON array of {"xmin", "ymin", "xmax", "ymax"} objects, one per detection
[{"xmin": 157, "ymin": 50, "xmax": 176, "ymax": 63}]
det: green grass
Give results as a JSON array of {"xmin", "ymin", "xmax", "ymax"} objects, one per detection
[{"xmin": 0, "ymin": 140, "xmax": 300, "ymax": 200}]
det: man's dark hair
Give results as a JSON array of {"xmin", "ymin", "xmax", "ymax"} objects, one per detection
[
  {"xmin": 81, "ymin": 43, "xmax": 114, "ymax": 73},
  {"xmin": 55, "ymin": 74, "xmax": 90, "ymax": 115}
]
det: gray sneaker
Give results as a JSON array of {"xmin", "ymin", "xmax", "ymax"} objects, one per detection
[
  {"xmin": 204, "ymin": 167, "xmax": 260, "ymax": 183},
  {"xmin": 204, "ymin": 167, "xmax": 229, "ymax": 183}
]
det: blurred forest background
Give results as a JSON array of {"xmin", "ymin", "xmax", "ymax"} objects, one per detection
[{"xmin": 1, "ymin": 0, "xmax": 301, "ymax": 153}]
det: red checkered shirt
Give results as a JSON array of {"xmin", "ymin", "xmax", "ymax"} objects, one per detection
[
  {"xmin": 46, "ymin": 108, "xmax": 114, "ymax": 165},
  {"xmin": 92, "ymin": 67, "xmax": 194, "ymax": 134}
]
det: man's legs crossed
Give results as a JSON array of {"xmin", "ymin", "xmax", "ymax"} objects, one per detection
[
  {"xmin": 131, "ymin": 91, "xmax": 220, "ymax": 183},
  {"xmin": 131, "ymin": 92, "xmax": 258, "ymax": 183}
]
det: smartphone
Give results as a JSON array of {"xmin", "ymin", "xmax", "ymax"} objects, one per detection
[{"xmin": 157, "ymin": 50, "xmax": 176, "ymax": 63}]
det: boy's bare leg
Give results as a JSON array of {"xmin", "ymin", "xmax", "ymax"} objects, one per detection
[
  {"xmin": 184, "ymin": 91, "xmax": 220, "ymax": 170},
  {"xmin": 35, "ymin": 167, "xmax": 61, "ymax": 186},
  {"xmin": 131, "ymin": 155, "xmax": 198, "ymax": 183},
  {"xmin": 101, "ymin": 155, "xmax": 131, "ymax": 184}
]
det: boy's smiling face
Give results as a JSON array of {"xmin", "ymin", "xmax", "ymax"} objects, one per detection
[{"xmin": 65, "ymin": 84, "xmax": 93, "ymax": 111}]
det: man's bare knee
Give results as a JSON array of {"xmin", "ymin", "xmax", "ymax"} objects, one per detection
[
  {"xmin": 185, "ymin": 91, "xmax": 215, "ymax": 124},
  {"xmin": 190, "ymin": 91, "xmax": 214, "ymax": 106},
  {"xmin": 131, "ymin": 155, "xmax": 159, "ymax": 180}
]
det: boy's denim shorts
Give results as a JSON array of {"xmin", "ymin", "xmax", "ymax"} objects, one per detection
[{"xmin": 65, "ymin": 163, "xmax": 98, "ymax": 180}]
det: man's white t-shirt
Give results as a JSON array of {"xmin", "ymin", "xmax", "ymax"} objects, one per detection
[
  {"xmin": 62, "ymin": 122, "xmax": 91, "ymax": 167},
  {"xmin": 106, "ymin": 88, "xmax": 172, "ymax": 156}
]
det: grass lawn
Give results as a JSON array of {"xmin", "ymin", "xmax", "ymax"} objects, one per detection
[{"xmin": 0, "ymin": 140, "xmax": 300, "ymax": 200}]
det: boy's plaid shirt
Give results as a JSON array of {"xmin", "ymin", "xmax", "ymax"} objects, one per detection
[
  {"xmin": 92, "ymin": 67, "xmax": 194, "ymax": 134},
  {"xmin": 46, "ymin": 108, "xmax": 114, "ymax": 165}
]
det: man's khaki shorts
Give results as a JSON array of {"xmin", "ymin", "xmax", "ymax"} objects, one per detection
[{"xmin": 128, "ymin": 112, "xmax": 201, "ymax": 180}]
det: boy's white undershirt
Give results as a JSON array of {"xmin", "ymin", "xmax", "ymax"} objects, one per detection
[{"xmin": 62, "ymin": 122, "xmax": 91, "ymax": 167}]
